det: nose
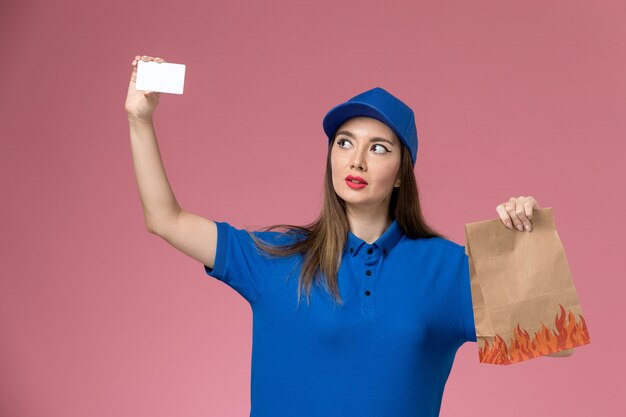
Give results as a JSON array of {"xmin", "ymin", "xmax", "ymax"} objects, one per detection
[
  {"xmin": 350, "ymin": 152, "xmax": 366, "ymax": 171},
  {"xmin": 351, "ymin": 160, "xmax": 364, "ymax": 170}
]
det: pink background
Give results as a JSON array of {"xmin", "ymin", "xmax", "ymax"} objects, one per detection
[{"xmin": 1, "ymin": 0, "xmax": 624, "ymax": 416}]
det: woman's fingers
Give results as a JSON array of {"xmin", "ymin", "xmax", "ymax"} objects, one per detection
[
  {"xmin": 141, "ymin": 55, "xmax": 165, "ymax": 62},
  {"xmin": 507, "ymin": 198, "xmax": 524, "ymax": 231},
  {"xmin": 132, "ymin": 55, "xmax": 166, "ymax": 67},
  {"xmin": 497, "ymin": 196, "xmax": 540, "ymax": 232},
  {"xmin": 496, "ymin": 204, "xmax": 513, "ymax": 229},
  {"xmin": 130, "ymin": 55, "xmax": 166, "ymax": 92}
]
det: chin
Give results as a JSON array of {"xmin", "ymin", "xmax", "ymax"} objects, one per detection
[{"xmin": 339, "ymin": 194, "xmax": 374, "ymax": 206}]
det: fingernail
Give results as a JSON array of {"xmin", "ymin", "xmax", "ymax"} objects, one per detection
[
  {"xmin": 525, "ymin": 224, "xmax": 531, "ymax": 231},
  {"xmin": 506, "ymin": 222, "xmax": 512, "ymax": 229},
  {"xmin": 517, "ymin": 224, "xmax": 523, "ymax": 231}
]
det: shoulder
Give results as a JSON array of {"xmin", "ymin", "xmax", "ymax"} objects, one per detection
[
  {"xmin": 249, "ymin": 228, "xmax": 306, "ymax": 247},
  {"xmin": 215, "ymin": 222, "xmax": 291, "ymax": 248},
  {"xmin": 406, "ymin": 235, "xmax": 463, "ymax": 251},
  {"xmin": 404, "ymin": 235, "xmax": 466, "ymax": 259},
  {"xmin": 425, "ymin": 236, "xmax": 464, "ymax": 251}
]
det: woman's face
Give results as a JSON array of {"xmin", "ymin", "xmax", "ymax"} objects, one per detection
[{"xmin": 330, "ymin": 116, "xmax": 402, "ymax": 210}]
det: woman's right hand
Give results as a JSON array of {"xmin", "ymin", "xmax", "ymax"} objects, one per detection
[{"xmin": 125, "ymin": 55, "xmax": 165, "ymax": 121}]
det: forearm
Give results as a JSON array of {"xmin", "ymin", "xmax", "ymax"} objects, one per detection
[{"xmin": 128, "ymin": 115, "xmax": 181, "ymax": 231}]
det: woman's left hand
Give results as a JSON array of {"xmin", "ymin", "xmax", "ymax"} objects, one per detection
[{"xmin": 496, "ymin": 196, "xmax": 541, "ymax": 232}]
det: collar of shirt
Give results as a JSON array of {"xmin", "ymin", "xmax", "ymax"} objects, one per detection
[{"xmin": 344, "ymin": 218, "xmax": 403, "ymax": 258}]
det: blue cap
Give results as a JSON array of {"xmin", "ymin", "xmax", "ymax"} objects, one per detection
[{"xmin": 322, "ymin": 87, "xmax": 418, "ymax": 166}]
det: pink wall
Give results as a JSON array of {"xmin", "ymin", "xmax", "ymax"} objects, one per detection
[{"xmin": 1, "ymin": 0, "xmax": 624, "ymax": 416}]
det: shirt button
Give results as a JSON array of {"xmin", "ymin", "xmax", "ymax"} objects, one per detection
[
  {"xmin": 349, "ymin": 248, "xmax": 354, "ymax": 253},
  {"xmin": 383, "ymin": 248, "xmax": 387, "ymax": 254},
  {"xmin": 366, "ymin": 270, "xmax": 372, "ymax": 276},
  {"xmin": 367, "ymin": 248, "xmax": 373, "ymax": 254},
  {"xmin": 365, "ymin": 290, "xmax": 371, "ymax": 296}
]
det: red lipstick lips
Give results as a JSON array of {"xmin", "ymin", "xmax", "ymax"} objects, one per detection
[{"xmin": 345, "ymin": 175, "xmax": 368, "ymax": 189}]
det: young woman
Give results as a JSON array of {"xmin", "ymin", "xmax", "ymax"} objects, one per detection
[{"xmin": 126, "ymin": 55, "xmax": 565, "ymax": 417}]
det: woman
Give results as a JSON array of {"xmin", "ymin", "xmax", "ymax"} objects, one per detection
[{"xmin": 126, "ymin": 55, "xmax": 556, "ymax": 417}]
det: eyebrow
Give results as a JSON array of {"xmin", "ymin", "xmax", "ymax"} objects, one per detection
[{"xmin": 334, "ymin": 130, "xmax": 395, "ymax": 146}]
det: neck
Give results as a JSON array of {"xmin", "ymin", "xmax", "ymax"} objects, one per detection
[{"xmin": 346, "ymin": 207, "xmax": 392, "ymax": 244}]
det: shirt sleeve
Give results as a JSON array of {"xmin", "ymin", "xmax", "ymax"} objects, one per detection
[
  {"xmin": 203, "ymin": 221, "xmax": 278, "ymax": 305},
  {"xmin": 457, "ymin": 249, "xmax": 477, "ymax": 343}
]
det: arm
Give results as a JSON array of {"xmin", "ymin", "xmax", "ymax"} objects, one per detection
[
  {"xmin": 125, "ymin": 55, "xmax": 219, "ymax": 270},
  {"xmin": 126, "ymin": 54, "xmax": 182, "ymax": 231},
  {"xmin": 128, "ymin": 115, "xmax": 182, "ymax": 231},
  {"xmin": 127, "ymin": 116, "xmax": 219, "ymax": 269}
]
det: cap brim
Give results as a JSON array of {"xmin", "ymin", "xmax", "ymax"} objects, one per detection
[{"xmin": 323, "ymin": 101, "xmax": 402, "ymax": 144}]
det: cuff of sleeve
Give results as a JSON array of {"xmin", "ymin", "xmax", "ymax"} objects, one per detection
[
  {"xmin": 459, "ymin": 251, "xmax": 477, "ymax": 343},
  {"xmin": 203, "ymin": 221, "xmax": 228, "ymax": 281}
]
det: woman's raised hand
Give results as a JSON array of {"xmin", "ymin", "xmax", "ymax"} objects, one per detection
[
  {"xmin": 496, "ymin": 196, "xmax": 541, "ymax": 232},
  {"xmin": 125, "ymin": 55, "xmax": 166, "ymax": 121}
]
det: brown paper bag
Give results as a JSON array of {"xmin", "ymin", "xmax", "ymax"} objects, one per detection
[{"xmin": 464, "ymin": 207, "xmax": 591, "ymax": 365}]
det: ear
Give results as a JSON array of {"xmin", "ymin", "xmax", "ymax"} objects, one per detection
[{"xmin": 394, "ymin": 178, "xmax": 401, "ymax": 188}]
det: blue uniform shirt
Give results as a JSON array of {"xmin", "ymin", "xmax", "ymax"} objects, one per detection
[{"xmin": 204, "ymin": 218, "xmax": 476, "ymax": 417}]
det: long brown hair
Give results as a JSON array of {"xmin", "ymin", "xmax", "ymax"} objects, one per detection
[{"xmin": 247, "ymin": 138, "xmax": 448, "ymax": 307}]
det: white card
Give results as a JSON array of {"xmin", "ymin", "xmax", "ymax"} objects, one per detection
[{"xmin": 136, "ymin": 60, "xmax": 186, "ymax": 94}]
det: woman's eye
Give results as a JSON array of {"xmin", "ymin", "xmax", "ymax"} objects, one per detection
[
  {"xmin": 336, "ymin": 139, "xmax": 389, "ymax": 154},
  {"xmin": 372, "ymin": 144, "xmax": 389, "ymax": 153}
]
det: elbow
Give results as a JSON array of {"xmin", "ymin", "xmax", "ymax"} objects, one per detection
[
  {"xmin": 145, "ymin": 220, "xmax": 160, "ymax": 235},
  {"xmin": 145, "ymin": 210, "xmax": 181, "ymax": 235}
]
